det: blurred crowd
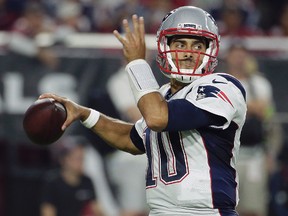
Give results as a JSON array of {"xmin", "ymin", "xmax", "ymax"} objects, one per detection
[
  {"xmin": 1, "ymin": 0, "xmax": 287, "ymax": 69},
  {"xmin": 1, "ymin": 0, "xmax": 288, "ymax": 37}
]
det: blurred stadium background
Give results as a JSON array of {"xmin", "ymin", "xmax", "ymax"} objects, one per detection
[{"xmin": 1, "ymin": 0, "xmax": 288, "ymax": 215}]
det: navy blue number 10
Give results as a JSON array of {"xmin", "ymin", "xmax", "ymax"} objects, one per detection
[{"xmin": 145, "ymin": 128, "xmax": 189, "ymax": 188}]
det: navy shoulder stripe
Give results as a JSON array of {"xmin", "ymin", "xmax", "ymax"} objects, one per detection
[{"xmin": 219, "ymin": 74, "xmax": 246, "ymax": 101}]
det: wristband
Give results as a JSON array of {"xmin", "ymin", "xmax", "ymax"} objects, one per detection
[
  {"xmin": 80, "ymin": 109, "xmax": 100, "ymax": 128},
  {"xmin": 125, "ymin": 59, "xmax": 159, "ymax": 103}
]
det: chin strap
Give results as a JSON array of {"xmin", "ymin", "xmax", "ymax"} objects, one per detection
[{"xmin": 125, "ymin": 59, "xmax": 160, "ymax": 103}]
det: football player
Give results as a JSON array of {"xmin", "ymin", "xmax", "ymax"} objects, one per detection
[{"xmin": 40, "ymin": 6, "xmax": 247, "ymax": 216}]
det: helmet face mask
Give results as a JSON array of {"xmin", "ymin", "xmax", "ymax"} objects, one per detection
[{"xmin": 156, "ymin": 6, "xmax": 220, "ymax": 83}]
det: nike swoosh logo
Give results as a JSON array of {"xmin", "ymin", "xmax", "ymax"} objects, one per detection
[{"xmin": 212, "ymin": 79, "xmax": 227, "ymax": 84}]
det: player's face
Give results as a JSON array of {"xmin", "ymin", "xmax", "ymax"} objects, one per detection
[
  {"xmin": 226, "ymin": 47, "xmax": 249, "ymax": 70},
  {"xmin": 169, "ymin": 37, "xmax": 207, "ymax": 70}
]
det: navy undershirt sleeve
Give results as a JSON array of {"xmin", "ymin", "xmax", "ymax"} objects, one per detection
[
  {"xmin": 130, "ymin": 125, "xmax": 145, "ymax": 153},
  {"xmin": 164, "ymin": 99, "xmax": 226, "ymax": 132}
]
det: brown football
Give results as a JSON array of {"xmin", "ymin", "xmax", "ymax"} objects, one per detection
[{"xmin": 23, "ymin": 98, "xmax": 67, "ymax": 146}]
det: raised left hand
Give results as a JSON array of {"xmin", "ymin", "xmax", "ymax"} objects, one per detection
[{"xmin": 113, "ymin": 14, "xmax": 146, "ymax": 63}]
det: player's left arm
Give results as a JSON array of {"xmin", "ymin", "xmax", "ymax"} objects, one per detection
[
  {"xmin": 114, "ymin": 15, "xmax": 169, "ymax": 132},
  {"xmin": 113, "ymin": 15, "xmax": 226, "ymax": 132}
]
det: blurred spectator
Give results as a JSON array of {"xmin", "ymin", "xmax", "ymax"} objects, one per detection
[
  {"xmin": 269, "ymin": 141, "xmax": 288, "ymax": 216},
  {"xmin": 268, "ymin": 2, "xmax": 288, "ymax": 37},
  {"xmin": 187, "ymin": 0, "xmax": 222, "ymax": 12},
  {"xmin": 80, "ymin": 0, "xmax": 96, "ymax": 30},
  {"xmin": 141, "ymin": 0, "xmax": 174, "ymax": 33},
  {"xmin": 142, "ymin": 0, "xmax": 189, "ymax": 33},
  {"xmin": 107, "ymin": 65, "xmax": 142, "ymax": 123},
  {"xmin": 219, "ymin": 7, "xmax": 262, "ymax": 37},
  {"xmin": 83, "ymin": 136, "xmax": 120, "ymax": 216},
  {"xmin": 93, "ymin": 0, "xmax": 185, "ymax": 34},
  {"xmin": 8, "ymin": 2, "xmax": 58, "ymax": 69},
  {"xmin": 106, "ymin": 64, "xmax": 149, "ymax": 216},
  {"xmin": 224, "ymin": 43, "xmax": 274, "ymax": 216},
  {"xmin": 210, "ymin": 0, "xmax": 262, "ymax": 37},
  {"xmin": 257, "ymin": 0, "xmax": 287, "ymax": 33},
  {"xmin": 172, "ymin": 0, "xmax": 188, "ymax": 7},
  {"xmin": 0, "ymin": 0, "xmax": 23, "ymax": 30},
  {"xmin": 102, "ymin": 0, "xmax": 146, "ymax": 33},
  {"xmin": 92, "ymin": 0, "xmax": 126, "ymax": 33},
  {"xmin": 41, "ymin": 0, "xmax": 92, "ymax": 18},
  {"xmin": 53, "ymin": 0, "xmax": 92, "ymax": 43},
  {"xmin": 40, "ymin": 135, "xmax": 105, "ymax": 216}
]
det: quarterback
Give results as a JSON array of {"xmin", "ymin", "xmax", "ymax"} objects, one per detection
[{"xmin": 40, "ymin": 6, "xmax": 247, "ymax": 216}]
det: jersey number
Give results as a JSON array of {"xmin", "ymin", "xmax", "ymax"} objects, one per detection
[{"xmin": 145, "ymin": 129, "xmax": 189, "ymax": 187}]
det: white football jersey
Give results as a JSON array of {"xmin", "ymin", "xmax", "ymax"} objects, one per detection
[{"xmin": 133, "ymin": 73, "xmax": 247, "ymax": 216}]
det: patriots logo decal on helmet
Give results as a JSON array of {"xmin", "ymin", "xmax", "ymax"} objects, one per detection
[{"xmin": 196, "ymin": 85, "xmax": 234, "ymax": 107}]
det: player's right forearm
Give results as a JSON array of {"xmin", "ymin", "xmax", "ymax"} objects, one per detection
[{"xmin": 90, "ymin": 113, "xmax": 143, "ymax": 155}]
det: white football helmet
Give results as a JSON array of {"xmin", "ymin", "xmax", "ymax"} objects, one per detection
[{"xmin": 156, "ymin": 6, "xmax": 220, "ymax": 83}]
